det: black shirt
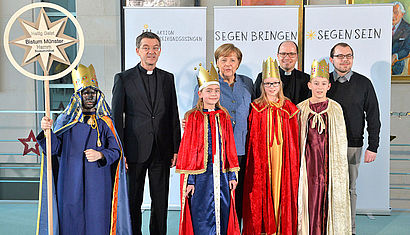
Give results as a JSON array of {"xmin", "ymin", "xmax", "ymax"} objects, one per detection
[
  {"xmin": 328, "ymin": 71, "xmax": 381, "ymax": 152},
  {"xmin": 138, "ymin": 63, "xmax": 157, "ymax": 107}
]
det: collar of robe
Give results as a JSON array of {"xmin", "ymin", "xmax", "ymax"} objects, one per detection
[
  {"xmin": 307, "ymin": 100, "xmax": 329, "ymax": 135},
  {"xmin": 268, "ymin": 101, "xmax": 283, "ymax": 147}
]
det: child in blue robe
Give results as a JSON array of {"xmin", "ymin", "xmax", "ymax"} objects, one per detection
[{"xmin": 36, "ymin": 64, "xmax": 131, "ymax": 235}]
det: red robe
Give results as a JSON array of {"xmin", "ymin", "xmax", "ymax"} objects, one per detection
[
  {"xmin": 176, "ymin": 109, "xmax": 240, "ymax": 235},
  {"xmin": 243, "ymin": 100, "xmax": 300, "ymax": 235}
]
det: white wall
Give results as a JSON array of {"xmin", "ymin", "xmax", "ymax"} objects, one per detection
[
  {"xmin": 0, "ymin": 0, "xmax": 39, "ymax": 167},
  {"xmin": 76, "ymin": 0, "xmax": 122, "ymax": 103}
]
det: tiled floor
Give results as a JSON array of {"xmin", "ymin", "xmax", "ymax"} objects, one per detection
[{"xmin": 1, "ymin": 201, "xmax": 409, "ymax": 234}]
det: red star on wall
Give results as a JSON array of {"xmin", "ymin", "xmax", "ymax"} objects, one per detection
[{"xmin": 18, "ymin": 130, "xmax": 40, "ymax": 156}]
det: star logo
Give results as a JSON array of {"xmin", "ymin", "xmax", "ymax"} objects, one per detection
[
  {"xmin": 18, "ymin": 130, "xmax": 40, "ymax": 156},
  {"xmin": 142, "ymin": 24, "xmax": 152, "ymax": 33},
  {"xmin": 306, "ymin": 30, "xmax": 317, "ymax": 40},
  {"xmin": 10, "ymin": 7, "xmax": 78, "ymax": 74}
]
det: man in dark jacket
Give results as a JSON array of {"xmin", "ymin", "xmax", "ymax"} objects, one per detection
[
  {"xmin": 112, "ymin": 32, "xmax": 181, "ymax": 235},
  {"xmin": 392, "ymin": 1, "xmax": 410, "ymax": 75}
]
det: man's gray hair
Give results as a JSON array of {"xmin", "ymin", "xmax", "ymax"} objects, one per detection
[
  {"xmin": 394, "ymin": 1, "xmax": 406, "ymax": 14},
  {"xmin": 136, "ymin": 32, "xmax": 161, "ymax": 48}
]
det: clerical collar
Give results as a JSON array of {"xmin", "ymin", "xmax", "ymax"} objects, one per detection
[
  {"xmin": 333, "ymin": 70, "xmax": 353, "ymax": 82},
  {"xmin": 138, "ymin": 63, "xmax": 155, "ymax": 75},
  {"xmin": 280, "ymin": 67, "xmax": 293, "ymax": 76}
]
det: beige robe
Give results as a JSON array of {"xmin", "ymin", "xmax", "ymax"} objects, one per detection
[{"xmin": 297, "ymin": 98, "xmax": 351, "ymax": 235}]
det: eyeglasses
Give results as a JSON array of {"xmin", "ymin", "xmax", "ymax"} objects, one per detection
[
  {"xmin": 278, "ymin": 52, "xmax": 297, "ymax": 58},
  {"xmin": 140, "ymin": 46, "xmax": 161, "ymax": 53},
  {"xmin": 263, "ymin": 82, "xmax": 281, "ymax": 87},
  {"xmin": 333, "ymin": 54, "xmax": 353, "ymax": 59}
]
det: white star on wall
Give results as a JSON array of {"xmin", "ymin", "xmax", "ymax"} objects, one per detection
[{"xmin": 10, "ymin": 8, "xmax": 78, "ymax": 74}]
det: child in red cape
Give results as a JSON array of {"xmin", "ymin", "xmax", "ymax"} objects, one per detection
[{"xmin": 176, "ymin": 63, "xmax": 240, "ymax": 235}]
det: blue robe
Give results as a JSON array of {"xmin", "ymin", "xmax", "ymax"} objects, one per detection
[
  {"xmin": 187, "ymin": 110, "xmax": 236, "ymax": 235},
  {"xmin": 38, "ymin": 113, "xmax": 121, "ymax": 235}
]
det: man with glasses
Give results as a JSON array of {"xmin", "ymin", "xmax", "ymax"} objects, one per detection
[
  {"xmin": 255, "ymin": 40, "xmax": 310, "ymax": 104},
  {"xmin": 112, "ymin": 32, "xmax": 181, "ymax": 235},
  {"xmin": 392, "ymin": 1, "xmax": 410, "ymax": 75},
  {"xmin": 328, "ymin": 42, "xmax": 381, "ymax": 235}
]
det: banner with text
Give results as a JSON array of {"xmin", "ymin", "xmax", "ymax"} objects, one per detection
[
  {"xmin": 305, "ymin": 4, "xmax": 392, "ymax": 213},
  {"xmin": 124, "ymin": 7, "xmax": 206, "ymax": 209},
  {"xmin": 214, "ymin": 6, "xmax": 299, "ymax": 81}
]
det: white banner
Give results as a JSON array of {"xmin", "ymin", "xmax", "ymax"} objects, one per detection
[
  {"xmin": 304, "ymin": 4, "xmax": 392, "ymax": 214},
  {"xmin": 124, "ymin": 7, "xmax": 206, "ymax": 209},
  {"xmin": 214, "ymin": 6, "xmax": 299, "ymax": 81}
]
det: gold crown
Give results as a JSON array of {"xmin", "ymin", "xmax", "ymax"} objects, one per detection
[
  {"xmin": 72, "ymin": 64, "xmax": 99, "ymax": 92},
  {"xmin": 262, "ymin": 57, "xmax": 280, "ymax": 80},
  {"xmin": 195, "ymin": 62, "xmax": 219, "ymax": 90},
  {"xmin": 310, "ymin": 59, "xmax": 329, "ymax": 80}
]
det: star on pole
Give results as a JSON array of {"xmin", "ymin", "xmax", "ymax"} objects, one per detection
[
  {"xmin": 10, "ymin": 7, "xmax": 78, "ymax": 74},
  {"xmin": 18, "ymin": 130, "xmax": 40, "ymax": 156}
]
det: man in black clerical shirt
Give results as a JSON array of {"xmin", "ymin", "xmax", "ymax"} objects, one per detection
[
  {"xmin": 254, "ymin": 40, "xmax": 310, "ymax": 104},
  {"xmin": 112, "ymin": 32, "xmax": 181, "ymax": 235}
]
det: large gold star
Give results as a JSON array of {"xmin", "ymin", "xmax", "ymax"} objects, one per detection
[{"xmin": 10, "ymin": 8, "xmax": 78, "ymax": 74}]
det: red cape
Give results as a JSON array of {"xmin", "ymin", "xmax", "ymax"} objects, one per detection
[
  {"xmin": 176, "ymin": 109, "xmax": 240, "ymax": 235},
  {"xmin": 242, "ymin": 100, "xmax": 300, "ymax": 235},
  {"xmin": 176, "ymin": 110, "xmax": 239, "ymax": 174}
]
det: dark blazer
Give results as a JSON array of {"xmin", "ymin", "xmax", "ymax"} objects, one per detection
[
  {"xmin": 392, "ymin": 19, "xmax": 410, "ymax": 75},
  {"xmin": 112, "ymin": 64, "xmax": 181, "ymax": 163}
]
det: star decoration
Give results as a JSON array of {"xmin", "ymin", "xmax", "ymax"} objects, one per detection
[
  {"xmin": 18, "ymin": 130, "xmax": 40, "ymax": 156},
  {"xmin": 10, "ymin": 7, "xmax": 78, "ymax": 74},
  {"xmin": 306, "ymin": 30, "xmax": 317, "ymax": 40}
]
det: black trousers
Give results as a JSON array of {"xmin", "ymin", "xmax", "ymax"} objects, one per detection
[
  {"xmin": 235, "ymin": 155, "xmax": 247, "ymax": 228},
  {"xmin": 128, "ymin": 146, "xmax": 170, "ymax": 235}
]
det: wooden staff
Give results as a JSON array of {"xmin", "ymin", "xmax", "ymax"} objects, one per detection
[{"xmin": 44, "ymin": 72, "xmax": 53, "ymax": 235}]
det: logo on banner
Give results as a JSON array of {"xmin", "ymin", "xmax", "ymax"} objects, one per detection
[
  {"xmin": 140, "ymin": 24, "xmax": 203, "ymax": 42},
  {"xmin": 306, "ymin": 30, "xmax": 317, "ymax": 40},
  {"xmin": 142, "ymin": 24, "xmax": 151, "ymax": 32},
  {"xmin": 215, "ymin": 30, "xmax": 297, "ymax": 42},
  {"xmin": 306, "ymin": 28, "xmax": 382, "ymax": 41}
]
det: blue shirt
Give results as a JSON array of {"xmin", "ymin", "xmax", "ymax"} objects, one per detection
[{"xmin": 192, "ymin": 74, "xmax": 254, "ymax": 155}]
